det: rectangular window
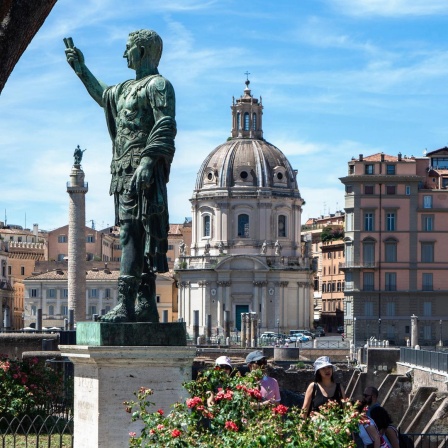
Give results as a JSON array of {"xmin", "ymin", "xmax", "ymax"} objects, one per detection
[
  {"xmin": 21, "ymin": 266, "xmax": 25, "ymax": 275},
  {"xmin": 405, "ymin": 185, "xmax": 411, "ymax": 195},
  {"xmin": 47, "ymin": 289, "xmax": 56, "ymax": 298},
  {"xmin": 364, "ymin": 212, "xmax": 374, "ymax": 231},
  {"xmin": 156, "ymin": 295, "xmax": 161, "ymax": 303},
  {"xmin": 345, "ymin": 185, "xmax": 353, "ymax": 194},
  {"xmin": 385, "ymin": 242, "xmax": 397, "ymax": 262},
  {"xmin": 386, "ymin": 165, "xmax": 396, "ymax": 175},
  {"xmin": 90, "ymin": 289, "xmax": 97, "ymax": 298},
  {"xmin": 386, "ymin": 213, "xmax": 396, "ymax": 231},
  {"xmin": 386, "ymin": 302, "xmax": 396, "ymax": 316},
  {"xmin": 61, "ymin": 305, "xmax": 68, "ymax": 316},
  {"xmin": 364, "ymin": 185, "xmax": 374, "ymax": 195},
  {"xmin": 364, "ymin": 301, "xmax": 374, "ymax": 317},
  {"xmin": 423, "ymin": 325, "xmax": 432, "ymax": 340},
  {"xmin": 349, "ymin": 165, "xmax": 355, "ymax": 174},
  {"xmin": 168, "ymin": 244, "xmax": 174, "ymax": 250},
  {"xmin": 88, "ymin": 305, "xmax": 97, "ymax": 316},
  {"xmin": 346, "ymin": 212, "xmax": 354, "ymax": 231},
  {"xmin": 386, "ymin": 185, "xmax": 396, "ymax": 195},
  {"xmin": 105, "ymin": 288, "xmax": 111, "ymax": 298},
  {"xmin": 31, "ymin": 305, "xmax": 37, "ymax": 316},
  {"xmin": 363, "ymin": 272, "xmax": 375, "ymax": 291},
  {"xmin": 386, "ymin": 325, "xmax": 395, "ymax": 339},
  {"xmin": 7, "ymin": 266, "xmax": 11, "ymax": 275},
  {"xmin": 422, "ymin": 273, "xmax": 433, "ymax": 291},
  {"xmin": 63, "ymin": 289, "xmax": 69, "ymax": 298},
  {"xmin": 30, "ymin": 288, "xmax": 38, "ymax": 298},
  {"xmin": 423, "ymin": 195, "xmax": 433, "ymax": 209},
  {"xmin": 422, "ymin": 215, "xmax": 433, "ymax": 231},
  {"xmin": 385, "ymin": 272, "xmax": 397, "ymax": 291},
  {"xmin": 57, "ymin": 254, "xmax": 66, "ymax": 261},
  {"xmin": 86, "ymin": 235, "xmax": 95, "ymax": 243},
  {"xmin": 421, "ymin": 242, "xmax": 434, "ymax": 263},
  {"xmin": 363, "ymin": 243, "xmax": 375, "ymax": 266},
  {"xmin": 365, "ymin": 164, "xmax": 374, "ymax": 175},
  {"xmin": 423, "ymin": 302, "xmax": 432, "ymax": 317},
  {"xmin": 58, "ymin": 235, "xmax": 67, "ymax": 243}
]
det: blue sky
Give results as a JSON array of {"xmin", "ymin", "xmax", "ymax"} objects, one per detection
[{"xmin": 2, "ymin": 0, "xmax": 448, "ymax": 231}]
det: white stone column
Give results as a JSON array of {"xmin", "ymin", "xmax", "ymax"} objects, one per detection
[
  {"xmin": 60, "ymin": 345, "xmax": 196, "ymax": 448},
  {"xmin": 67, "ymin": 164, "xmax": 88, "ymax": 324}
]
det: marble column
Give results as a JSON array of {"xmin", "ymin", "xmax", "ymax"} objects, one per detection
[{"xmin": 67, "ymin": 162, "xmax": 88, "ymax": 324}]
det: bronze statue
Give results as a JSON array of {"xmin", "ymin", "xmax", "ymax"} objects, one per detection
[
  {"xmin": 64, "ymin": 30, "xmax": 176, "ymax": 323},
  {"xmin": 73, "ymin": 145, "xmax": 86, "ymax": 165}
]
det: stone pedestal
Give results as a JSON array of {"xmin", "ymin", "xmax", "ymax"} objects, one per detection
[{"xmin": 60, "ymin": 345, "xmax": 196, "ymax": 448}]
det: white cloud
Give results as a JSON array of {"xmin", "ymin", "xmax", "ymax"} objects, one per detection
[{"xmin": 327, "ymin": 0, "xmax": 448, "ymax": 17}]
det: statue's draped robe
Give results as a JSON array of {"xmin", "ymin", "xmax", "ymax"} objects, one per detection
[{"xmin": 103, "ymin": 74, "xmax": 176, "ymax": 273}]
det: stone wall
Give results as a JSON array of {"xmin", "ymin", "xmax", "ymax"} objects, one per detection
[{"xmin": 0, "ymin": 333, "xmax": 59, "ymax": 358}]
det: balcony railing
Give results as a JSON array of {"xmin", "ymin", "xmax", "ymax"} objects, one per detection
[{"xmin": 339, "ymin": 261, "xmax": 379, "ymax": 269}]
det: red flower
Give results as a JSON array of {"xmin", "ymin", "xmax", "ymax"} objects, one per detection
[
  {"xmin": 171, "ymin": 429, "xmax": 181, "ymax": 438},
  {"xmin": 247, "ymin": 388, "xmax": 262, "ymax": 400},
  {"xmin": 186, "ymin": 396, "xmax": 203, "ymax": 408},
  {"xmin": 225, "ymin": 421, "xmax": 239, "ymax": 431},
  {"xmin": 157, "ymin": 409, "xmax": 164, "ymax": 415},
  {"xmin": 273, "ymin": 404, "xmax": 288, "ymax": 415}
]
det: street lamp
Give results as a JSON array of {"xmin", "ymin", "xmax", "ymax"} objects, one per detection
[
  {"xmin": 378, "ymin": 318, "xmax": 382, "ymax": 340},
  {"xmin": 353, "ymin": 317, "xmax": 356, "ymax": 349},
  {"xmin": 439, "ymin": 320, "xmax": 443, "ymax": 347}
]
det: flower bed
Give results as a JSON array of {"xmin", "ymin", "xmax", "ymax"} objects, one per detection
[{"xmin": 125, "ymin": 367, "xmax": 365, "ymax": 447}]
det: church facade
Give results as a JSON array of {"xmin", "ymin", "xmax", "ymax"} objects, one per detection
[{"xmin": 175, "ymin": 80, "xmax": 312, "ymax": 336}]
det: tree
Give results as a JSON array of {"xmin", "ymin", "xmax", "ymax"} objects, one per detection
[
  {"xmin": 320, "ymin": 226, "xmax": 344, "ymax": 242},
  {"xmin": 0, "ymin": 0, "xmax": 58, "ymax": 95}
]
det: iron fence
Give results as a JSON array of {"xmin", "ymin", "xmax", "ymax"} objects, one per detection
[
  {"xmin": 406, "ymin": 433, "xmax": 448, "ymax": 447},
  {"xmin": 0, "ymin": 415, "xmax": 74, "ymax": 448},
  {"xmin": 400, "ymin": 347, "xmax": 448, "ymax": 372}
]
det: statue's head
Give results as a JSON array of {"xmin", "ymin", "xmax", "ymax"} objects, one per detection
[{"xmin": 128, "ymin": 29, "xmax": 163, "ymax": 68}]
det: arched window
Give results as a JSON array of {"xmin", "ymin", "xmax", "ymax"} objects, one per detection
[
  {"xmin": 237, "ymin": 113, "xmax": 241, "ymax": 130},
  {"xmin": 252, "ymin": 113, "xmax": 257, "ymax": 130},
  {"xmin": 238, "ymin": 214, "xmax": 249, "ymax": 238},
  {"xmin": 322, "ymin": 283, "xmax": 326, "ymax": 293},
  {"xmin": 244, "ymin": 112, "xmax": 250, "ymax": 131},
  {"xmin": 203, "ymin": 215, "xmax": 211, "ymax": 237},
  {"xmin": 278, "ymin": 215, "xmax": 287, "ymax": 237}
]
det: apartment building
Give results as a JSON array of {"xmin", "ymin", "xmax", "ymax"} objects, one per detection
[
  {"xmin": 340, "ymin": 150, "xmax": 448, "ymax": 346},
  {"xmin": 303, "ymin": 212, "xmax": 345, "ymax": 330}
]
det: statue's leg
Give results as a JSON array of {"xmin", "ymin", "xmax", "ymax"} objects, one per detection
[
  {"xmin": 98, "ymin": 275, "xmax": 139, "ymax": 322},
  {"xmin": 99, "ymin": 220, "xmax": 144, "ymax": 323},
  {"xmin": 135, "ymin": 270, "xmax": 160, "ymax": 323}
]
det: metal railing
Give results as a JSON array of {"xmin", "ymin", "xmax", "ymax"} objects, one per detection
[
  {"xmin": 0, "ymin": 415, "xmax": 74, "ymax": 448},
  {"xmin": 406, "ymin": 433, "xmax": 448, "ymax": 447},
  {"xmin": 400, "ymin": 347, "xmax": 448, "ymax": 372}
]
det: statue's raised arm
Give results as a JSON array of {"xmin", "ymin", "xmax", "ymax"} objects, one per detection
[{"xmin": 63, "ymin": 36, "xmax": 108, "ymax": 107}]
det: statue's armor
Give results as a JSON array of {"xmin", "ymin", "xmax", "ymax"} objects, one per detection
[{"xmin": 105, "ymin": 75, "xmax": 174, "ymax": 195}]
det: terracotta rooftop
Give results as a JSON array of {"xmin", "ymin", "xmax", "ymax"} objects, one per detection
[
  {"xmin": 362, "ymin": 153, "xmax": 415, "ymax": 162},
  {"xmin": 25, "ymin": 268, "xmax": 120, "ymax": 281}
]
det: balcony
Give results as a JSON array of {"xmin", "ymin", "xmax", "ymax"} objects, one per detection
[{"xmin": 339, "ymin": 261, "xmax": 379, "ymax": 270}]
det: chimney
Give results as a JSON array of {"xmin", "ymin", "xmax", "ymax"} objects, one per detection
[
  {"xmin": 381, "ymin": 153, "xmax": 385, "ymax": 162},
  {"xmin": 398, "ymin": 152, "xmax": 402, "ymax": 161},
  {"xmin": 359, "ymin": 154, "xmax": 363, "ymax": 161},
  {"xmin": 33, "ymin": 223, "xmax": 38, "ymax": 238}
]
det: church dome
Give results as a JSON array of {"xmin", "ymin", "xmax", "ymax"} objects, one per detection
[
  {"xmin": 195, "ymin": 138, "xmax": 298, "ymax": 191},
  {"xmin": 194, "ymin": 79, "xmax": 299, "ymax": 195}
]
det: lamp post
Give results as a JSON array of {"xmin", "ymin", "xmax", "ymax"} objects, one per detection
[
  {"xmin": 353, "ymin": 317, "xmax": 356, "ymax": 349},
  {"xmin": 378, "ymin": 318, "xmax": 382, "ymax": 340},
  {"xmin": 439, "ymin": 319, "xmax": 443, "ymax": 347}
]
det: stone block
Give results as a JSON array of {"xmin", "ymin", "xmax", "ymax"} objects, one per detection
[{"xmin": 76, "ymin": 321, "xmax": 187, "ymax": 346}]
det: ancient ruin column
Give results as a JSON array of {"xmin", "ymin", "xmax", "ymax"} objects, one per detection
[
  {"xmin": 67, "ymin": 160, "xmax": 88, "ymax": 324},
  {"xmin": 411, "ymin": 314, "xmax": 419, "ymax": 348}
]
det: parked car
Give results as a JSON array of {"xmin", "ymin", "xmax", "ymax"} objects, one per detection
[
  {"xmin": 337, "ymin": 325, "xmax": 344, "ymax": 334},
  {"xmin": 293, "ymin": 329, "xmax": 316, "ymax": 340},
  {"xmin": 314, "ymin": 327, "xmax": 326, "ymax": 337}
]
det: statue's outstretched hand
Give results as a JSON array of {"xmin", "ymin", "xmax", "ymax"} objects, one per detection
[
  {"xmin": 130, "ymin": 158, "xmax": 155, "ymax": 194},
  {"xmin": 63, "ymin": 37, "xmax": 84, "ymax": 75}
]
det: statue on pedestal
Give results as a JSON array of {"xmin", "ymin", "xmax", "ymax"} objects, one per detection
[
  {"xmin": 73, "ymin": 145, "xmax": 86, "ymax": 165},
  {"xmin": 65, "ymin": 29, "xmax": 176, "ymax": 323}
]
